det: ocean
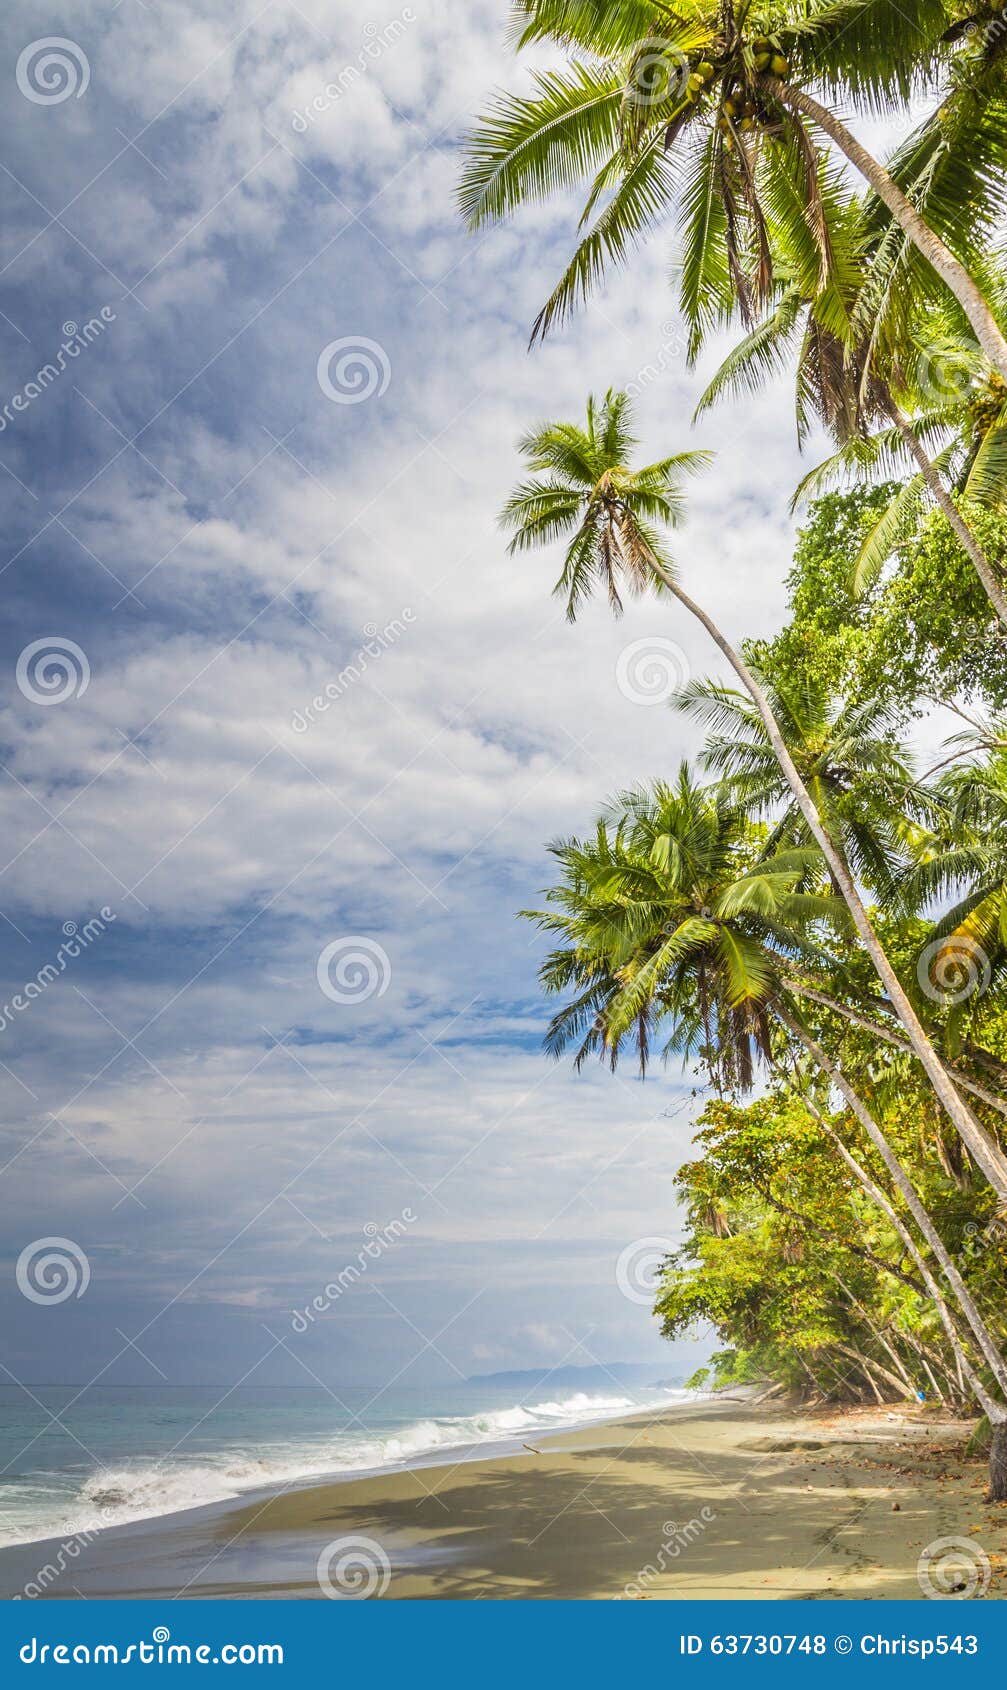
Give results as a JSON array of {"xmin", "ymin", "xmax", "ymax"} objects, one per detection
[{"xmin": 0, "ymin": 1380, "xmax": 692, "ymax": 1549}]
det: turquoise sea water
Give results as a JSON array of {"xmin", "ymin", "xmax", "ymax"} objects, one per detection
[{"xmin": 0, "ymin": 1380, "xmax": 691, "ymax": 1548}]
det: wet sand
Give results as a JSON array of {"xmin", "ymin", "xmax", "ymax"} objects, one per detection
[{"xmin": 2, "ymin": 1397, "xmax": 1003, "ymax": 1599}]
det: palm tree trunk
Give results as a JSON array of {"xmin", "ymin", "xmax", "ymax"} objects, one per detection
[
  {"xmin": 883, "ymin": 398, "xmax": 1007, "ymax": 629},
  {"xmin": 783, "ymin": 975, "xmax": 1007, "ymax": 1119},
  {"xmin": 783, "ymin": 1069, "xmax": 998, "ymax": 1419},
  {"xmin": 772, "ymin": 83, "xmax": 1007, "ymax": 385},
  {"xmin": 786, "ymin": 1046, "xmax": 1007, "ymax": 1499},
  {"xmin": 651, "ymin": 558, "xmax": 1007, "ymax": 1202},
  {"xmin": 776, "ymin": 1002, "xmax": 1007, "ymax": 1401}
]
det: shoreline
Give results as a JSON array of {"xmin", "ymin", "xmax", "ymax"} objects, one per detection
[
  {"xmin": 1, "ymin": 1396, "xmax": 1003, "ymax": 1599},
  {"xmin": 0, "ymin": 1388, "xmax": 692, "ymax": 1559}
]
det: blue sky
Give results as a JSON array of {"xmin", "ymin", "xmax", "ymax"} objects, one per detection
[{"xmin": 0, "ymin": 0, "xmax": 818, "ymax": 1393}]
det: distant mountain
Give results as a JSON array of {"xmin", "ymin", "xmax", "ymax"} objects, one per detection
[{"xmin": 466, "ymin": 1362, "xmax": 681, "ymax": 1389}]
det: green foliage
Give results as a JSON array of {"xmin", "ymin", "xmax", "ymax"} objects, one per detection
[
  {"xmin": 754, "ymin": 492, "xmax": 1007, "ymax": 711},
  {"xmin": 658, "ymin": 1083, "xmax": 1006, "ymax": 1406}
]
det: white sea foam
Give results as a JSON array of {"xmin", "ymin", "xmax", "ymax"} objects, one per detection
[{"xmin": 3, "ymin": 1388, "xmax": 693, "ymax": 1547}]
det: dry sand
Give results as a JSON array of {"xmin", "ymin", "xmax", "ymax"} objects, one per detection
[{"xmin": 2, "ymin": 1396, "xmax": 1004, "ymax": 1599}]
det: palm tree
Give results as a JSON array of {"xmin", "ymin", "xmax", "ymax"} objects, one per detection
[
  {"xmin": 527, "ymin": 774, "xmax": 1007, "ymax": 1486},
  {"xmin": 501, "ymin": 388, "xmax": 1007, "ymax": 1201},
  {"xmin": 679, "ymin": 670, "xmax": 917, "ymax": 899},
  {"xmin": 460, "ymin": 0, "xmax": 1007, "ymax": 378},
  {"xmin": 695, "ymin": 258, "xmax": 1007, "ymax": 628}
]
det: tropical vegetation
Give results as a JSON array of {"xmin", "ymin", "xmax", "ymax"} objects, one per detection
[{"xmin": 462, "ymin": 0, "xmax": 1007, "ymax": 1502}]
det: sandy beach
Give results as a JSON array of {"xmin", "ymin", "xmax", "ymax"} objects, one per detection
[{"xmin": 1, "ymin": 1396, "xmax": 1003, "ymax": 1600}]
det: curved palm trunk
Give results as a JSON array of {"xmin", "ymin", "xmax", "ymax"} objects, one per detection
[
  {"xmin": 783, "ymin": 975, "xmax": 1007, "ymax": 1119},
  {"xmin": 773, "ymin": 84, "xmax": 1007, "ymax": 385},
  {"xmin": 794, "ymin": 1078, "xmax": 996, "ymax": 1417},
  {"xmin": 784, "ymin": 1016, "xmax": 1007, "ymax": 1502},
  {"xmin": 776, "ymin": 1003, "xmax": 1007, "ymax": 1395},
  {"xmin": 647, "ymin": 554, "xmax": 1007, "ymax": 1202},
  {"xmin": 883, "ymin": 398, "xmax": 1007, "ymax": 630}
]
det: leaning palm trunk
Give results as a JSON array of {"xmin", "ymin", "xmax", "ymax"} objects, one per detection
[
  {"xmin": 639, "ymin": 540, "xmax": 1007, "ymax": 1203},
  {"xmin": 776, "ymin": 1004, "xmax": 1007, "ymax": 1488},
  {"xmin": 786, "ymin": 1072, "xmax": 999, "ymax": 1422},
  {"xmin": 773, "ymin": 84, "xmax": 1007, "ymax": 385},
  {"xmin": 883, "ymin": 398, "xmax": 1007, "ymax": 629},
  {"xmin": 781, "ymin": 1020, "xmax": 1007, "ymax": 1500},
  {"xmin": 783, "ymin": 976, "xmax": 1007, "ymax": 1119}
]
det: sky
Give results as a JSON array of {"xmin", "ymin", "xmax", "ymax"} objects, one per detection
[{"xmin": 0, "ymin": 0, "xmax": 832, "ymax": 1396}]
